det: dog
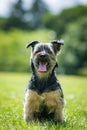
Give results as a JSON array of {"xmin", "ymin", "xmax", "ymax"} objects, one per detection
[{"xmin": 24, "ymin": 40, "xmax": 65, "ymax": 123}]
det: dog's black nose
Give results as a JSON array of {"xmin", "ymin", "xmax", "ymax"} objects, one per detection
[{"xmin": 40, "ymin": 54, "xmax": 46, "ymax": 58}]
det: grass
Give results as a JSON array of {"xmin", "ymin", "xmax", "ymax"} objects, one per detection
[{"xmin": 0, "ymin": 72, "xmax": 87, "ymax": 130}]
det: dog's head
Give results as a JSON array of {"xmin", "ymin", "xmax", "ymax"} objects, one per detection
[{"xmin": 26, "ymin": 40, "xmax": 64, "ymax": 78}]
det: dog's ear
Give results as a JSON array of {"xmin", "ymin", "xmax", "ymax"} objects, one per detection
[
  {"xmin": 26, "ymin": 41, "xmax": 39, "ymax": 49},
  {"xmin": 51, "ymin": 40, "xmax": 64, "ymax": 54}
]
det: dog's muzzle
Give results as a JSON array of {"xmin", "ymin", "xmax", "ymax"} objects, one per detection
[{"xmin": 36, "ymin": 53, "xmax": 50, "ymax": 73}]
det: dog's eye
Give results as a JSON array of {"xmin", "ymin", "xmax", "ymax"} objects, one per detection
[
  {"xmin": 48, "ymin": 50, "xmax": 53, "ymax": 54},
  {"xmin": 36, "ymin": 50, "xmax": 39, "ymax": 53},
  {"xmin": 34, "ymin": 50, "xmax": 40, "ymax": 54},
  {"xmin": 45, "ymin": 48, "xmax": 53, "ymax": 54}
]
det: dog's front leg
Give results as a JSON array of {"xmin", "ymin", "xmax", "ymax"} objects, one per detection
[
  {"xmin": 54, "ymin": 105, "xmax": 64, "ymax": 122},
  {"xmin": 43, "ymin": 90, "xmax": 64, "ymax": 122},
  {"xmin": 24, "ymin": 89, "xmax": 42, "ymax": 122},
  {"xmin": 24, "ymin": 99, "xmax": 34, "ymax": 122}
]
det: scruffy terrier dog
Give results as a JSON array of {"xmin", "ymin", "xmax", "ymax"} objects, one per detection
[{"xmin": 24, "ymin": 40, "xmax": 65, "ymax": 123}]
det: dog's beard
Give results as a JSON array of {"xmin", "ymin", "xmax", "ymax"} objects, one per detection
[
  {"xmin": 32, "ymin": 56, "xmax": 56, "ymax": 78},
  {"xmin": 37, "ymin": 57, "xmax": 51, "ymax": 72},
  {"xmin": 34, "ymin": 56, "xmax": 50, "ymax": 73}
]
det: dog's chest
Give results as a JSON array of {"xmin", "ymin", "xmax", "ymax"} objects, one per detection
[
  {"xmin": 29, "ymin": 81, "xmax": 59, "ymax": 94},
  {"xmin": 26, "ymin": 89, "xmax": 64, "ymax": 114},
  {"xmin": 28, "ymin": 75, "xmax": 62, "ymax": 94}
]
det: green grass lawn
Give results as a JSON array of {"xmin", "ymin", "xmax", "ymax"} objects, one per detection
[{"xmin": 0, "ymin": 73, "xmax": 87, "ymax": 130}]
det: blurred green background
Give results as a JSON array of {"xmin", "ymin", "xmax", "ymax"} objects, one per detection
[{"xmin": 0, "ymin": 0, "xmax": 87, "ymax": 75}]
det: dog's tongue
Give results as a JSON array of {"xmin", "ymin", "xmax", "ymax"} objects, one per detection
[{"xmin": 38, "ymin": 63, "xmax": 47, "ymax": 72}]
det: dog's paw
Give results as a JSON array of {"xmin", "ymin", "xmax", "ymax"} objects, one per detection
[
  {"xmin": 24, "ymin": 114, "xmax": 34, "ymax": 123},
  {"xmin": 54, "ymin": 117, "xmax": 65, "ymax": 123}
]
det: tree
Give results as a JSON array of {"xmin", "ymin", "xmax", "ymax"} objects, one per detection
[
  {"xmin": 28, "ymin": 0, "xmax": 49, "ymax": 29},
  {"xmin": 3, "ymin": 0, "xmax": 28, "ymax": 30},
  {"xmin": 10, "ymin": 0, "xmax": 25, "ymax": 20},
  {"xmin": 58, "ymin": 17, "xmax": 87, "ymax": 74},
  {"xmin": 2, "ymin": 0, "xmax": 49, "ymax": 30},
  {"xmin": 42, "ymin": 5, "xmax": 87, "ymax": 37}
]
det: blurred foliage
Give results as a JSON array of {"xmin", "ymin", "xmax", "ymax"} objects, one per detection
[
  {"xmin": 0, "ymin": 0, "xmax": 49, "ymax": 30},
  {"xmin": 0, "ymin": 29, "xmax": 50, "ymax": 72},
  {"xmin": 58, "ymin": 17, "xmax": 87, "ymax": 74},
  {"xmin": 0, "ymin": 2, "xmax": 87, "ymax": 74},
  {"xmin": 29, "ymin": 0, "xmax": 49, "ymax": 28},
  {"xmin": 42, "ymin": 5, "xmax": 87, "ymax": 37}
]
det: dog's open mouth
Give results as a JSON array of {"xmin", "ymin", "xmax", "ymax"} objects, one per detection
[{"xmin": 38, "ymin": 62, "xmax": 48, "ymax": 72}]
